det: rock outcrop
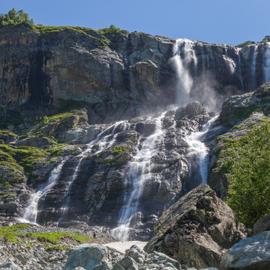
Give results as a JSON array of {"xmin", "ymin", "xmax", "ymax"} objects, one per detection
[
  {"xmin": 0, "ymin": 102, "xmax": 215, "ymax": 240},
  {"xmin": 221, "ymin": 231, "xmax": 270, "ymax": 270},
  {"xmin": 209, "ymin": 83, "xmax": 270, "ymax": 198},
  {"xmin": 0, "ymin": 24, "xmax": 270, "ymax": 126},
  {"xmin": 145, "ymin": 185, "xmax": 245, "ymax": 269}
]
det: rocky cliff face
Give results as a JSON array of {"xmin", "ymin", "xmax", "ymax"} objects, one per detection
[{"xmin": 0, "ymin": 24, "xmax": 270, "ymax": 126}]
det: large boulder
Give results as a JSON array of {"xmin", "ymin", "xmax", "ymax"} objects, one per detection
[
  {"xmin": 64, "ymin": 244, "xmax": 121, "ymax": 270},
  {"xmin": 221, "ymin": 231, "xmax": 270, "ymax": 270},
  {"xmin": 145, "ymin": 185, "xmax": 245, "ymax": 268},
  {"xmin": 253, "ymin": 215, "xmax": 270, "ymax": 235}
]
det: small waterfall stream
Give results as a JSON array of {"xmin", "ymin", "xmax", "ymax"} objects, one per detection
[
  {"xmin": 58, "ymin": 120, "xmax": 130, "ymax": 223},
  {"xmin": 264, "ymin": 44, "xmax": 270, "ymax": 82},
  {"xmin": 18, "ymin": 158, "xmax": 67, "ymax": 224},
  {"xmin": 112, "ymin": 112, "xmax": 166, "ymax": 241},
  {"xmin": 185, "ymin": 115, "xmax": 218, "ymax": 184},
  {"xmin": 251, "ymin": 45, "xmax": 258, "ymax": 89}
]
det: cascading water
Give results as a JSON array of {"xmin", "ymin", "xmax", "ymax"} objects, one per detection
[
  {"xmin": 251, "ymin": 45, "xmax": 258, "ymax": 89},
  {"xmin": 171, "ymin": 39, "xmax": 198, "ymax": 105},
  {"xmin": 112, "ymin": 112, "xmax": 166, "ymax": 241},
  {"xmin": 185, "ymin": 115, "xmax": 218, "ymax": 184},
  {"xmin": 58, "ymin": 121, "xmax": 130, "ymax": 223},
  {"xmin": 111, "ymin": 38, "xmax": 219, "ymax": 242},
  {"xmin": 18, "ymin": 158, "xmax": 67, "ymax": 224},
  {"xmin": 264, "ymin": 44, "xmax": 270, "ymax": 82}
]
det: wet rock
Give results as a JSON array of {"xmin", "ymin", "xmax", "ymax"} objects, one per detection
[
  {"xmin": 145, "ymin": 185, "xmax": 245, "ymax": 268},
  {"xmin": 221, "ymin": 231, "xmax": 270, "ymax": 270}
]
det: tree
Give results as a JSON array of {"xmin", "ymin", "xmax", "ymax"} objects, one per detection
[{"xmin": 0, "ymin": 9, "xmax": 34, "ymax": 26}]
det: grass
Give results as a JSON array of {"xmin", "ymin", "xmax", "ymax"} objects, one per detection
[
  {"xmin": 26, "ymin": 231, "xmax": 91, "ymax": 244},
  {"xmin": 0, "ymin": 224, "xmax": 92, "ymax": 246},
  {"xmin": 0, "ymin": 144, "xmax": 48, "ymax": 176},
  {"xmin": 42, "ymin": 112, "xmax": 74, "ymax": 125},
  {"xmin": 0, "ymin": 224, "xmax": 30, "ymax": 243},
  {"xmin": 32, "ymin": 25, "xmax": 92, "ymax": 35}
]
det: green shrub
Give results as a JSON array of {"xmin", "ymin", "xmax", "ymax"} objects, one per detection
[
  {"xmin": 218, "ymin": 119, "xmax": 270, "ymax": 227},
  {"xmin": 97, "ymin": 24, "xmax": 123, "ymax": 35},
  {"xmin": 0, "ymin": 9, "xmax": 34, "ymax": 26}
]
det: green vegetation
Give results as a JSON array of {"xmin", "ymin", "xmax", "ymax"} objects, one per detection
[
  {"xmin": 0, "ymin": 130, "xmax": 16, "ymax": 139},
  {"xmin": 0, "ymin": 9, "xmax": 33, "ymax": 26},
  {"xmin": 236, "ymin": 40, "xmax": 256, "ymax": 48},
  {"xmin": 0, "ymin": 224, "xmax": 30, "ymax": 243},
  {"xmin": 32, "ymin": 25, "xmax": 91, "ymax": 35},
  {"xmin": 216, "ymin": 118, "xmax": 270, "ymax": 227},
  {"xmin": 97, "ymin": 24, "xmax": 123, "ymax": 35},
  {"xmin": 0, "ymin": 224, "xmax": 92, "ymax": 248},
  {"xmin": 26, "ymin": 231, "xmax": 91, "ymax": 244},
  {"xmin": 111, "ymin": 145, "xmax": 129, "ymax": 155},
  {"xmin": 42, "ymin": 112, "xmax": 74, "ymax": 125},
  {"xmin": 0, "ymin": 144, "xmax": 48, "ymax": 176}
]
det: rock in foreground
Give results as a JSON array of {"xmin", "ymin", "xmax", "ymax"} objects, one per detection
[
  {"xmin": 145, "ymin": 185, "xmax": 245, "ymax": 268},
  {"xmin": 64, "ymin": 243, "xmax": 182, "ymax": 270},
  {"xmin": 221, "ymin": 231, "xmax": 270, "ymax": 270}
]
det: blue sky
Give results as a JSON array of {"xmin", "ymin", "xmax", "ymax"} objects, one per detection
[{"xmin": 0, "ymin": 0, "xmax": 269, "ymax": 45}]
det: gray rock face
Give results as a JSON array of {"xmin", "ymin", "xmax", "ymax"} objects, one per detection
[
  {"xmin": 0, "ymin": 24, "xmax": 270, "ymax": 126},
  {"xmin": 219, "ymin": 83, "xmax": 270, "ymax": 127},
  {"xmin": 64, "ymin": 244, "xmax": 182, "ymax": 270},
  {"xmin": 221, "ymin": 231, "xmax": 270, "ymax": 270},
  {"xmin": 35, "ymin": 103, "xmax": 210, "ymax": 240},
  {"xmin": 145, "ymin": 185, "xmax": 245, "ymax": 268}
]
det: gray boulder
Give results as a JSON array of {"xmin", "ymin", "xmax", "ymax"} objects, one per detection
[
  {"xmin": 145, "ymin": 185, "xmax": 245, "ymax": 268},
  {"xmin": 65, "ymin": 244, "xmax": 183, "ymax": 270},
  {"xmin": 254, "ymin": 215, "xmax": 270, "ymax": 235},
  {"xmin": 64, "ymin": 244, "xmax": 120, "ymax": 270},
  {"xmin": 221, "ymin": 231, "xmax": 270, "ymax": 270}
]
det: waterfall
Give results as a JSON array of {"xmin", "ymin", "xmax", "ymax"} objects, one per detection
[
  {"xmin": 251, "ymin": 45, "xmax": 258, "ymax": 89},
  {"xmin": 185, "ymin": 115, "xmax": 218, "ymax": 184},
  {"xmin": 18, "ymin": 158, "xmax": 67, "ymax": 224},
  {"xmin": 171, "ymin": 39, "xmax": 197, "ymax": 105},
  {"xmin": 112, "ymin": 112, "xmax": 166, "ymax": 241},
  {"xmin": 264, "ymin": 44, "xmax": 270, "ymax": 82},
  {"xmin": 58, "ymin": 121, "xmax": 129, "ymax": 223},
  {"xmin": 236, "ymin": 48, "xmax": 244, "ymax": 90}
]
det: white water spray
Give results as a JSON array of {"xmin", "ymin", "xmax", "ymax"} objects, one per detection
[
  {"xmin": 18, "ymin": 158, "xmax": 67, "ymax": 224},
  {"xmin": 171, "ymin": 39, "xmax": 197, "ymax": 105},
  {"xmin": 264, "ymin": 44, "xmax": 270, "ymax": 82},
  {"xmin": 251, "ymin": 45, "xmax": 258, "ymax": 89},
  {"xmin": 185, "ymin": 115, "xmax": 218, "ymax": 183},
  {"xmin": 112, "ymin": 112, "xmax": 166, "ymax": 241},
  {"xmin": 58, "ymin": 121, "xmax": 129, "ymax": 222}
]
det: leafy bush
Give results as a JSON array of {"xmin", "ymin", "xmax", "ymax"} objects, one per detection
[
  {"xmin": 218, "ymin": 119, "xmax": 270, "ymax": 227},
  {"xmin": 97, "ymin": 24, "xmax": 123, "ymax": 35},
  {"xmin": 0, "ymin": 8, "xmax": 34, "ymax": 26}
]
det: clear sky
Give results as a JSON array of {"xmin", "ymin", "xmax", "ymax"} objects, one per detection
[{"xmin": 0, "ymin": 0, "xmax": 269, "ymax": 45}]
